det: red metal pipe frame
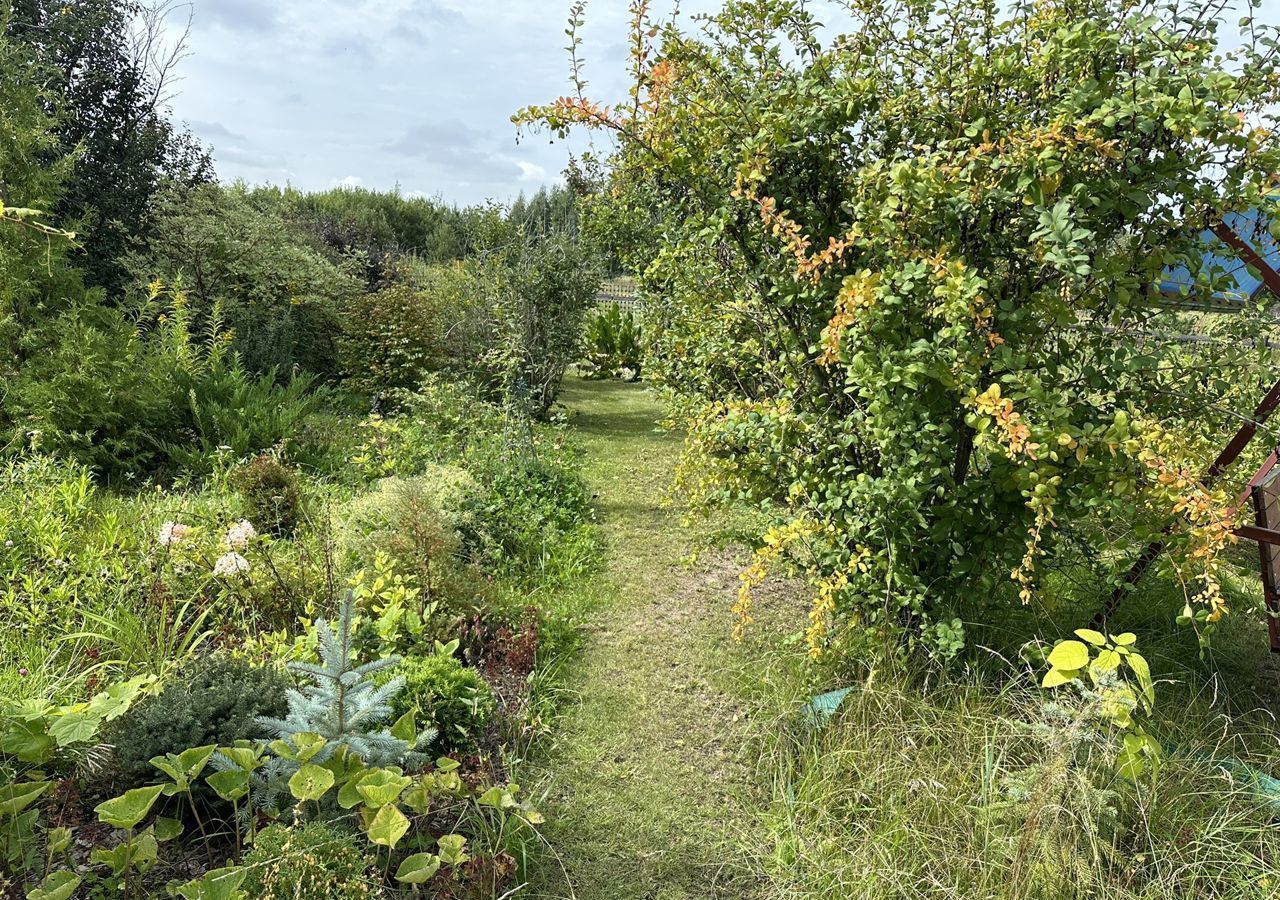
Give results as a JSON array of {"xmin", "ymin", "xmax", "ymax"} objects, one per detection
[{"xmin": 1098, "ymin": 220, "xmax": 1280, "ymax": 650}]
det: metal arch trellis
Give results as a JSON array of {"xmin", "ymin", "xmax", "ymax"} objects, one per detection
[{"xmin": 1099, "ymin": 206, "xmax": 1280, "ymax": 652}]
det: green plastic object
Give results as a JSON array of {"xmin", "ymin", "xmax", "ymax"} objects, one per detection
[{"xmin": 803, "ymin": 687, "xmax": 855, "ymax": 726}]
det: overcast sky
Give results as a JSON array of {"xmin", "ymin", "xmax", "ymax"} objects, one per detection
[
  {"xmin": 165, "ymin": 0, "xmax": 1277, "ymax": 209},
  {"xmin": 165, "ymin": 0, "xmax": 719, "ymax": 207}
]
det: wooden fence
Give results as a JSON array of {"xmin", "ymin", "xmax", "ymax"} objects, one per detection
[{"xmin": 595, "ymin": 277, "xmax": 642, "ymax": 313}]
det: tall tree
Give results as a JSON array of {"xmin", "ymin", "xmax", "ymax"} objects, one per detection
[
  {"xmin": 6, "ymin": 0, "xmax": 211, "ymax": 292},
  {"xmin": 0, "ymin": 12, "xmax": 82, "ymax": 382}
]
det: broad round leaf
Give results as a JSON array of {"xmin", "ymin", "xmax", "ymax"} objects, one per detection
[
  {"xmin": 1046, "ymin": 640, "xmax": 1089, "ymax": 671},
  {"xmin": 1040, "ymin": 667, "xmax": 1077, "ymax": 688},
  {"xmin": 1073, "ymin": 628, "xmax": 1107, "ymax": 646},
  {"xmin": 365, "ymin": 802, "xmax": 409, "ymax": 849},
  {"xmin": 395, "ymin": 852, "xmax": 442, "ymax": 884},
  {"xmin": 288, "ymin": 764, "xmax": 335, "ymax": 803},
  {"xmin": 205, "ymin": 770, "xmax": 249, "ymax": 803},
  {"xmin": 0, "ymin": 780, "xmax": 51, "ymax": 817},
  {"xmin": 95, "ymin": 785, "xmax": 164, "ymax": 830},
  {"xmin": 28, "ymin": 870, "xmax": 81, "ymax": 900}
]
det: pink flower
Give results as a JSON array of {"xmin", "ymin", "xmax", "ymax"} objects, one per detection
[{"xmin": 158, "ymin": 521, "xmax": 191, "ymax": 547}]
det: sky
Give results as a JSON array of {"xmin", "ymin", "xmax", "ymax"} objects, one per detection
[
  {"xmin": 164, "ymin": 0, "xmax": 1277, "ymax": 209},
  {"xmin": 163, "ymin": 0, "xmax": 726, "ymax": 207}
]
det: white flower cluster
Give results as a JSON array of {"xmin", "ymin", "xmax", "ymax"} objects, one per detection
[
  {"xmin": 158, "ymin": 521, "xmax": 192, "ymax": 547},
  {"xmin": 224, "ymin": 519, "xmax": 257, "ymax": 550},
  {"xmin": 213, "ymin": 552, "xmax": 251, "ymax": 577}
]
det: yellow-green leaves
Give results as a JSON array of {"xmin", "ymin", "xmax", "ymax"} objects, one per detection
[
  {"xmin": 95, "ymin": 785, "xmax": 164, "ymax": 830},
  {"xmin": 288, "ymin": 764, "xmax": 335, "ymax": 803},
  {"xmin": 28, "ymin": 870, "xmax": 81, "ymax": 900},
  {"xmin": 395, "ymin": 852, "xmax": 442, "ymax": 884},
  {"xmin": 365, "ymin": 802, "xmax": 409, "ymax": 849},
  {"xmin": 0, "ymin": 779, "xmax": 51, "ymax": 817},
  {"xmin": 356, "ymin": 769, "xmax": 412, "ymax": 808},
  {"xmin": 172, "ymin": 865, "xmax": 247, "ymax": 900},
  {"xmin": 1040, "ymin": 629, "xmax": 1161, "ymax": 779},
  {"xmin": 1046, "ymin": 639, "xmax": 1089, "ymax": 670},
  {"xmin": 1042, "ymin": 638, "xmax": 1088, "ymax": 686},
  {"xmin": 437, "ymin": 833, "xmax": 469, "ymax": 865}
]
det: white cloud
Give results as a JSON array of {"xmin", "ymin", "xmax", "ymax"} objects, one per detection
[
  {"xmin": 516, "ymin": 160, "xmax": 548, "ymax": 181},
  {"xmin": 167, "ymin": 0, "xmax": 1280, "ymax": 206},
  {"xmin": 335, "ymin": 175, "xmax": 364, "ymax": 189}
]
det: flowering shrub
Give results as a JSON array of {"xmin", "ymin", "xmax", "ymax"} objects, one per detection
[{"xmin": 520, "ymin": 0, "xmax": 1280, "ymax": 657}]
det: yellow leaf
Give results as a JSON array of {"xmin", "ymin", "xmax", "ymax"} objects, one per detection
[{"xmin": 1046, "ymin": 640, "xmax": 1089, "ymax": 670}]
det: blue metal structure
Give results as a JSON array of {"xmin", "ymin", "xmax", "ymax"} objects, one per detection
[{"xmin": 1158, "ymin": 200, "xmax": 1280, "ymax": 309}]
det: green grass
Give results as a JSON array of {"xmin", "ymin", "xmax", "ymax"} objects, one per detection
[
  {"xmin": 735, "ymin": 564, "xmax": 1280, "ymax": 900},
  {"xmin": 525, "ymin": 377, "xmax": 1280, "ymax": 900},
  {"xmin": 524, "ymin": 377, "xmax": 770, "ymax": 899}
]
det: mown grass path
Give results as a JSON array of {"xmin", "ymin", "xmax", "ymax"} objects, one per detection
[{"xmin": 526, "ymin": 378, "xmax": 767, "ymax": 900}]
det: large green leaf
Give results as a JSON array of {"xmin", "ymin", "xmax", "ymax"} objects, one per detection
[
  {"xmin": 83, "ymin": 676, "xmax": 153, "ymax": 722},
  {"xmin": 153, "ymin": 816, "xmax": 184, "ymax": 842},
  {"xmin": 27, "ymin": 870, "xmax": 81, "ymax": 900},
  {"xmin": 1046, "ymin": 640, "xmax": 1089, "ymax": 671},
  {"xmin": 394, "ymin": 852, "xmax": 441, "ymax": 884},
  {"xmin": 0, "ymin": 720, "xmax": 54, "ymax": 763},
  {"xmin": 0, "ymin": 779, "xmax": 51, "ymax": 817},
  {"xmin": 288, "ymin": 764, "xmax": 335, "ymax": 802},
  {"xmin": 401, "ymin": 779, "xmax": 433, "ymax": 815},
  {"xmin": 437, "ymin": 833, "xmax": 469, "ymax": 865},
  {"xmin": 390, "ymin": 711, "xmax": 416, "ymax": 743},
  {"xmin": 95, "ymin": 785, "xmax": 164, "ymax": 830},
  {"xmin": 356, "ymin": 769, "xmax": 412, "ymax": 808},
  {"xmin": 365, "ymin": 802, "xmax": 409, "ymax": 849},
  {"xmin": 48, "ymin": 711, "xmax": 100, "ymax": 747},
  {"xmin": 206, "ymin": 770, "xmax": 250, "ymax": 803},
  {"xmin": 1040, "ymin": 667, "xmax": 1077, "ymax": 688},
  {"xmin": 173, "ymin": 865, "xmax": 248, "ymax": 900},
  {"xmin": 177, "ymin": 744, "xmax": 218, "ymax": 776}
]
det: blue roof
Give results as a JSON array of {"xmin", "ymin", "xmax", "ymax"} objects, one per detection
[{"xmin": 1159, "ymin": 201, "xmax": 1280, "ymax": 307}]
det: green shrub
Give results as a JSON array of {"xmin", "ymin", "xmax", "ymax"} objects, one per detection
[
  {"xmin": 486, "ymin": 234, "xmax": 603, "ymax": 418},
  {"xmin": 233, "ymin": 455, "xmax": 305, "ymax": 536},
  {"xmin": 390, "ymin": 651, "xmax": 494, "ymax": 752},
  {"xmin": 110, "ymin": 656, "xmax": 290, "ymax": 785},
  {"xmin": 338, "ymin": 282, "xmax": 447, "ymax": 396},
  {"xmin": 520, "ymin": 0, "xmax": 1280, "ymax": 655},
  {"xmin": 0, "ymin": 455, "xmax": 154, "ymax": 699},
  {"xmin": 465, "ymin": 457, "xmax": 594, "ymax": 577},
  {"xmin": 339, "ymin": 473, "xmax": 482, "ymax": 613},
  {"xmin": 127, "ymin": 182, "xmax": 362, "ymax": 378},
  {"xmin": 4, "ymin": 287, "xmax": 322, "ymax": 480},
  {"xmin": 582, "ymin": 302, "xmax": 643, "ymax": 379},
  {"xmin": 241, "ymin": 822, "xmax": 381, "ymax": 900}
]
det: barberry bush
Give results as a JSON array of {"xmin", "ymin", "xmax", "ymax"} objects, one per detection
[{"xmin": 519, "ymin": 0, "xmax": 1280, "ymax": 658}]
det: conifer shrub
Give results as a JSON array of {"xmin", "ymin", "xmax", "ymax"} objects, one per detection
[
  {"xmin": 254, "ymin": 593, "xmax": 432, "ymax": 810},
  {"xmin": 110, "ymin": 656, "xmax": 289, "ymax": 786},
  {"xmin": 241, "ymin": 822, "xmax": 381, "ymax": 900}
]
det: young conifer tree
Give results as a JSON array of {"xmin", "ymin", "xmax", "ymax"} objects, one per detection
[{"xmin": 254, "ymin": 591, "xmax": 431, "ymax": 805}]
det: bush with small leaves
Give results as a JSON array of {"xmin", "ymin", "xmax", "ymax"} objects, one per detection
[
  {"xmin": 340, "ymin": 473, "xmax": 483, "ymax": 614},
  {"xmin": 241, "ymin": 822, "xmax": 382, "ymax": 900},
  {"xmin": 110, "ymin": 656, "xmax": 290, "ymax": 786},
  {"xmin": 390, "ymin": 651, "xmax": 494, "ymax": 753},
  {"xmin": 232, "ymin": 455, "xmax": 305, "ymax": 536}
]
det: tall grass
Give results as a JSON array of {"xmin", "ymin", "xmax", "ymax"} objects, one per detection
[{"xmin": 743, "ymin": 655, "xmax": 1280, "ymax": 900}]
